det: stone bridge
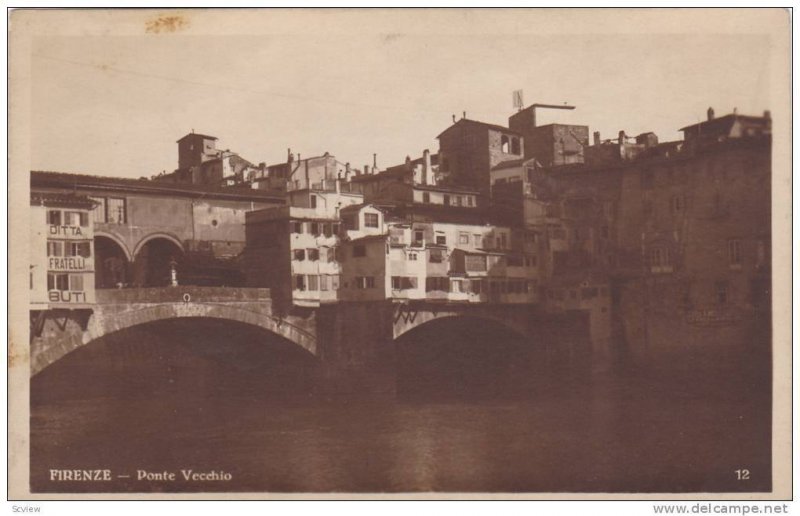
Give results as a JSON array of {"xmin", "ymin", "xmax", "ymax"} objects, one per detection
[
  {"xmin": 30, "ymin": 289, "xmax": 592, "ymax": 393},
  {"xmin": 29, "ymin": 287, "xmax": 317, "ymax": 376}
]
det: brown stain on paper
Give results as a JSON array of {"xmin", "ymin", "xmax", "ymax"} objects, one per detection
[
  {"xmin": 145, "ymin": 15, "xmax": 189, "ymax": 34},
  {"xmin": 7, "ymin": 333, "xmax": 28, "ymax": 370}
]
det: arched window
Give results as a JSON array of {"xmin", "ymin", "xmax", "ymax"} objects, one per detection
[
  {"xmin": 501, "ymin": 135, "xmax": 510, "ymax": 153},
  {"xmin": 511, "ymin": 137, "xmax": 520, "ymax": 155}
]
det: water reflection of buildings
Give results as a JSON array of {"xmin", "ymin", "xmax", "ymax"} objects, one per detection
[{"xmin": 30, "ymin": 102, "xmax": 771, "ymax": 364}]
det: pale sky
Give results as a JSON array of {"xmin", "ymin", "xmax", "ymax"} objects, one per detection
[{"xmin": 25, "ymin": 9, "xmax": 777, "ymax": 179}]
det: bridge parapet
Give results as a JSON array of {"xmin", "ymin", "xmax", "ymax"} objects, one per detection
[{"xmin": 95, "ymin": 286, "xmax": 272, "ymax": 304}]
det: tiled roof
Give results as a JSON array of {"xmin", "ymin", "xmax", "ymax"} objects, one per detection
[
  {"xmin": 392, "ymin": 153, "xmax": 440, "ymax": 169},
  {"xmin": 346, "ymin": 234, "xmax": 389, "ymax": 244},
  {"xmin": 679, "ymin": 114, "xmax": 769, "ymax": 132},
  {"xmin": 412, "ymin": 183, "xmax": 480, "ymax": 194},
  {"xmin": 451, "ymin": 247, "xmax": 506, "ymax": 256},
  {"xmin": 267, "ymin": 153, "xmax": 340, "ymax": 169},
  {"xmin": 339, "ymin": 202, "xmax": 392, "ymax": 214},
  {"xmin": 176, "ymin": 133, "xmax": 218, "ymax": 142},
  {"xmin": 491, "ymin": 158, "xmax": 528, "ymax": 171},
  {"xmin": 349, "ymin": 169, "xmax": 403, "ymax": 182},
  {"xmin": 385, "ymin": 203, "xmax": 503, "ymax": 226},
  {"xmin": 437, "ymin": 118, "xmax": 522, "ymax": 139},
  {"xmin": 351, "ymin": 153, "xmax": 440, "ymax": 183},
  {"xmin": 31, "ymin": 171, "xmax": 286, "ymax": 203},
  {"xmin": 30, "ymin": 192, "xmax": 96, "ymax": 209}
]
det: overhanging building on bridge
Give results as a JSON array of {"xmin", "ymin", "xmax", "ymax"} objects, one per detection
[
  {"xmin": 243, "ymin": 195, "xmax": 545, "ymax": 307},
  {"xmin": 242, "ymin": 182, "xmax": 365, "ymax": 307}
]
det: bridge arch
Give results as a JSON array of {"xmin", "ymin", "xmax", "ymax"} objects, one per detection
[
  {"xmin": 84, "ymin": 303, "xmax": 317, "ymax": 355},
  {"xmin": 393, "ymin": 312, "xmax": 536, "ymax": 399},
  {"xmin": 31, "ymin": 301, "xmax": 318, "ymax": 376},
  {"xmin": 392, "ymin": 306, "xmax": 531, "ymax": 342}
]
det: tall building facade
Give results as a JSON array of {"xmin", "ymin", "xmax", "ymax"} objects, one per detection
[
  {"xmin": 437, "ymin": 118, "xmax": 524, "ymax": 195},
  {"xmin": 30, "ymin": 193, "xmax": 97, "ymax": 308}
]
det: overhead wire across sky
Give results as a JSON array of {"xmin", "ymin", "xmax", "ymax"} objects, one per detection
[
  {"xmin": 28, "ymin": 26, "xmax": 771, "ymax": 180},
  {"xmin": 32, "ymin": 52, "xmax": 504, "ymax": 121}
]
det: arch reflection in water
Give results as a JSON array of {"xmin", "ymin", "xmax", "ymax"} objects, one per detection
[
  {"xmin": 29, "ymin": 316, "xmax": 772, "ymax": 493},
  {"xmin": 30, "ymin": 317, "xmax": 322, "ymax": 493},
  {"xmin": 31, "ymin": 317, "xmax": 319, "ymax": 403},
  {"xmin": 394, "ymin": 316, "xmax": 543, "ymax": 400}
]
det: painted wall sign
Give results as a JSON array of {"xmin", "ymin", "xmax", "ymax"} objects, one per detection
[
  {"xmin": 48, "ymin": 290, "xmax": 89, "ymax": 303},
  {"xmin": 48, "ymin": 257, "xmax": 91, "ymax": 272},
  {"xmin": 685, "ymin": 309, "xmax": 741, "ymax": 327},
  {"xmin": 48, "ymin": 225, "xmax": 92, "ymax": 238}
]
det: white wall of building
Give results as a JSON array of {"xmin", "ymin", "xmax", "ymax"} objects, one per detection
[{"xmin": 31, "ymin": 203, "xmax": 96, "ymax": 308}]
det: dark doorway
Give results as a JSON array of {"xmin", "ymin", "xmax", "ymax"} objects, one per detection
[
  {"xmin": 94, "ymin": 236, "xmax": 130, "ymax": 288},
  {"xmin": 133, "ymin": 238, "xmax": 184, "ymax": 287}
]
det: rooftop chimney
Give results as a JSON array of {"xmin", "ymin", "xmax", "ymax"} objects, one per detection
[
  {"xmin": 636, "ymin": 132, "xmax": 659, "ymax": 148},
  {"xmin": 364, "ymin": 165, "xmax": 369, "ymax": 175},
  {"xmin": 593, "ymin": 131, "xmax": 601, "ymax": 146},
  {"xmin": 452, "ymin": 114, "xmax": 456, "ymax": 123},
  {"xmin": 764, "ymin": 110, "xmax": 771, "ymax": 119},
  {"xmin": 618, "ymin": 130, "xmax": 626, "ymax": 144},
  {"xmin": 462, "ymin": 111, "xmax": 466, "ymax": 119},
  {"xmin": 422, "ymin": 149, "xmax": 431, "ymax": 186},
  {"xmin": 733, "ymin": 107, "xmax": 738, "ymax": 115},
  {"xmin": 345, "ymin": 162, "xmax": 351, "ymax": 177},
  {"xmin": 707, "ymin": 107, "xmax": 715, "ymax": 121}
]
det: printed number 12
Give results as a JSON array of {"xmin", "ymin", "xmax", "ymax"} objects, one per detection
[{"xmin": 735, "ymin": 469, "xmax": 750, "ymax": 480}]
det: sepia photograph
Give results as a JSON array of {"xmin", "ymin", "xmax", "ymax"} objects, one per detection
[{"xmin": 7, "ymin": 7, "xmax": 792, "ymax": 501}]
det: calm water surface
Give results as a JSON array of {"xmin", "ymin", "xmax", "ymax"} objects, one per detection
[{"xmin": 30, "ymin": 320, "xmax": 771, "ymax": 493}]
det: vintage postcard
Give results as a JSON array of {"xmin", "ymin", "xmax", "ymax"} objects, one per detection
[{"xmin": 7, "ymin": 8, "xmax": 792, "ymax": 501}]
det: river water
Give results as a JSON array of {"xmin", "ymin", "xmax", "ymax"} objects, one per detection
[{"xmin": 30, "ymin": 319, "xmax": 771, "ymax": 493}]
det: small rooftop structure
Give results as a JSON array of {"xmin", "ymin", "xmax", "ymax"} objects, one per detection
[
  {"xmin": 680, "ymin": 109, "xmax": 771, "ymax": 143},
  {"xmin": 176, "ymin": 132, "xmax": 218, "ymax": 143}
]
